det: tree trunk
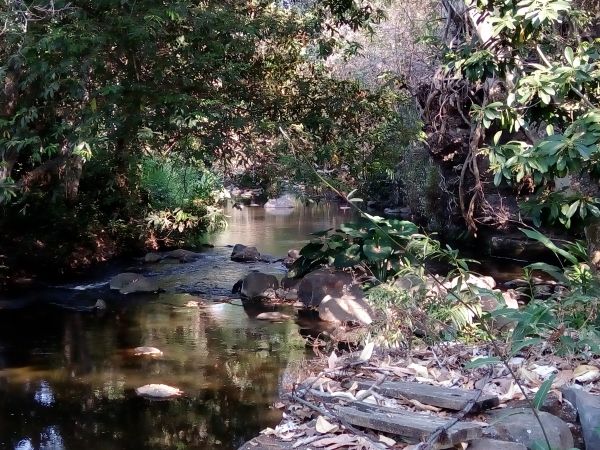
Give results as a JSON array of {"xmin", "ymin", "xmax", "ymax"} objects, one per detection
[
  {"xmin": 585, "ymin": 218, "xmax": 600, "ymax": 271},
  {"xmin": 64, "ymin": 155, "xmax": 84, "ymax": 202}
]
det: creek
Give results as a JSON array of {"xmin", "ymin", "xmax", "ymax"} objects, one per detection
[
  {"xmin": 0, "ymin": 203, "xmax": 353, "ymax": 450},
  {"xmin": 0, "ymin": 202, "xmax": 527, "ymax": 450}
]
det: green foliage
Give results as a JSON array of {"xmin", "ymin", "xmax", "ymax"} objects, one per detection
[
  {"xmin": 0, "ymin": 0, "xmax": 412, "ymax": 275},
  {"xmin": 493, "ymin": 229, "xmax": 600, "ymax": 355},
  {"xmin": 446, "ymin": 0, "xmax": 600, "ymax": 229},
  {"xmin": 289, "ymin": 215, "xmax": 436, "ymax": 281}
]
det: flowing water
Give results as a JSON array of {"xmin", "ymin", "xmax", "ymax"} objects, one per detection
[{"xmin": 0, "ymin": 203, "xmax": 354, "ymax": 450}]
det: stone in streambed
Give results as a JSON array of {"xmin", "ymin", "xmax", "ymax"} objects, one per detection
[
  {"xmin": 132, "ymin": 346, "xmax": 163, "ymax": 357},
  {"xmin": 256, "ymin": 312, "xmax": 291, "ymax": 321},
  {"xmin": 144, "ymin": 252, "xmax": 163, "ymax": 263},
  {"xmin": 163, "ymin": 249, "xmax": 202, "ymax": 262},
  {"xmin": 467, "ymin": 439, "xmax": 526, "ymax": 450},
  {"xmin": 135, "ymin": 384, "xmax": 183, "ymax": 399},
  {"xmin": 264, "ymin": 194, "xmax": 295, "ymax": 209},
  {"xmin": 297, "ymin": 269, "xmax": 356, "ymax": 307},
  {"xmin": 231, "ymin": 244, "xmax": 261, "ymax": 262},
  {"xmin": 109, "ymin": 273, "xmax": 159, "ymax": 294},
  {"xmin": 318, "ymin": 293, "xmax": 374, "ymax": 326},
  {"xmin": 561, "ymin": 386, "xmax": 600, "ymax": 450},
  {"xmin": 232, "ymin": 272, "xmax": 279, "ymax": 300},
  {"xmin": 484, "ymin": 408, "xmax": 573, "ymax": 449}
]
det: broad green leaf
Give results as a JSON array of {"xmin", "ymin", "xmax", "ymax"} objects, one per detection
[
  {"xmin": 526, "ymin": 262, "xmax": 567, "ymax": 282},
  {"xmin": 363, "ymin": 239, "xmax": 393, "ymax": 262},
  {"xmin": 565, "ymin": 47, "xmax": 574, "ymax": 66}
]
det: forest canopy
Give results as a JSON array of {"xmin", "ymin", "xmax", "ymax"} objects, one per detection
[{"xmin": 0, "ymin": 0, "xmax": 416, "ymax": 277}]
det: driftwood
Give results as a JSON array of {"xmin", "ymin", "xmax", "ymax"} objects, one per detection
[
  {"xmin": 336, "ymin": 402, "xmax": 483, "ymax": 449},
  {"xmin": 346, "ymin": 380, "xmax": 499, "ymax": 412}
]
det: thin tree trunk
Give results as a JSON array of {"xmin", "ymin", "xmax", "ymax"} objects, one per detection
[{"xmin": 585, "ymin": 218, "xmax": 600, "ymax": 271}]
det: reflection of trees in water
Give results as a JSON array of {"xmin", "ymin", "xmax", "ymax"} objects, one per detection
[{"xmin": 0, "ymin": 300, "xmax": 302, "ymax": 449}]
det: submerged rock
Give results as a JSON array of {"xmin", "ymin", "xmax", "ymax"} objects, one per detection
[
  {"xmin": 109, "ymin": 273, "xmax": 159, "ymax": 294},
  {"xmin": 135, "ymin": 384, "xmax": 183, "ymax": 399},
  {"xmin": 133, "ymin": 346, "xmax": 163, "ymax": 357},
  {"xmin": 94, "ymin": 299, "xmax": 107, "ymax": 310},
  {"xmin": 231, "ymin": 244, "xmax": 261, "ymax": 262},
  {"xmin": 162, "ymin": 249, "xmax": 202, "ymax": 262},
  {"xmin": 264, "ymin": 194, "xmax": 296, "ymax": 209},
  {"xmin": 256, "ymin": 312, "xmax": 291, "ymax": 321},
  {"xmin": 144, "ymin": 252, "xmax": 163, "ymax": 263}
]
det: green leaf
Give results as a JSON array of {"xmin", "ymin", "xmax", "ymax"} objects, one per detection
[
  {"xmin": 510, "ymin": 338, "xmax": 543, "ymax": 355},
  {"xmin": 363, "ymin": 239, "xmax": 393, "ymax": 262},
  {"xmin": 533, "ymin": 374, "xmax": 556, "ymax": 410},
  {"xmin": 519, "ymin": 228, "xmax": 578, "ymax": 264},
  {"xmin": 333, "ymin": 244, "xmax": 362, "ymax": 268},
  {"xmin": 526, "ymin": 262, "xmax": 567, "ymax": 282},
  {"xmin": 564, "ymin": 46, "xmax": 574, "ymax": 65},
  {"xmin": 566, "ymin": 201, "xmax": 580, "ymax": 218},
  {"xmin": 465, "ymin": 356, "xmax": 501, "ymax": 369}
]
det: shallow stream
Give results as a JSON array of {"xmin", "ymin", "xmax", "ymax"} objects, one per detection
[{"xmin": 0, "ymin": 203, "xmax": 353, "ymax": 450}]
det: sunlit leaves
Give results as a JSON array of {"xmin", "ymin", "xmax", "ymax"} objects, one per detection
[{"xmin": 514, "ymin": 0, "xmax": 572, "ymax": 27}]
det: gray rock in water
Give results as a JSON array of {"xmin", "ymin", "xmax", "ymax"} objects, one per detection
[
  {"xmin": 135, "ymin": 384, "xmax": 183, "ymax": 399},
  {"xmin": 298, "ymin": 269, "xmax": 356, "ymax": 307},
  {"xmin": 144, "ymin": 252, "xmax": 163, "ymax": 263},
  {"xmin": 561, "ymin": 386, "xmax": 600, "ymax": 450},
  {"xmin": 133, "ymin": 346, "xmax": 163, "ymax": 357},
  {"xmin": 109, "ymin": 273, "xmax": 159, "ymax": 294},
  {"xmin": 94, "ymin": 299, "xmax": 107, "ymax": 310},
  {"xmin": 162, "ymin": 249, "xmax": 201, "ymax": 262},
  {"xmin": 264, "ymin": 194, "xmax": 296, "ymax": 209},
  {"xmin": 233, "ymin": 272, "xmax": 279, "ymax": 300},
  {"xmin": 231, "ymin": 244, "xmax": 261, "ymax": 262},
  {"xmin": 485, "ymin": 408, "xmax": 574, "ymax": 449}
]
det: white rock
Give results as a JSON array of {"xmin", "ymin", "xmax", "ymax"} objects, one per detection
[
  {"xmin": 133, "ymin": 346, "xmax": 163, "ymax": 357},
  {"xmin": 135, "ymin": 384, "xmax": 183, "ymax": 399}
]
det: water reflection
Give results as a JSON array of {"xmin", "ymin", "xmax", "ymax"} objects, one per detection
[
  {"xmin": 210, "ymin": 202, "xmax": 355, "ymax": 256},
  {"xmin": 0, "ymin": 298, "xmax": 305, "ymax": 449},
  {"xmin": 34, "ymin": 381, "xmax": 55, "ymax": 407},
  {"xmin": 0, "ymin": 204, "xmax": 355, "ymax": 449}
]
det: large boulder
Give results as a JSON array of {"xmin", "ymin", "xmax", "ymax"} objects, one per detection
[
  {"xmin": 144, "ymin": 252, "xmax": 163, "ymax": 263},
  {"xmin": 231, "ymin": 244, "xmax": 261, "ymax": 262},
  {"xmin": 109, "ymin": 273, "xmax": 159, "ymax": 294},
  {"xmin": 485, "ymin": 408, "xmax": 574, "ymax": 449},
  {"xmin": 297, "ymin": 269, "xmax": 357, "ymax": 307},
  {"xmin": 264, "ymin": 194, "xmax": 296, "ymax": 209},
  {"xmin": 232, "ymin": 272, "xmax": 279, "ymax": 300},
  {"xmin": 318, "ymin": 293, "xmax": 374, "ymax": 325}
]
